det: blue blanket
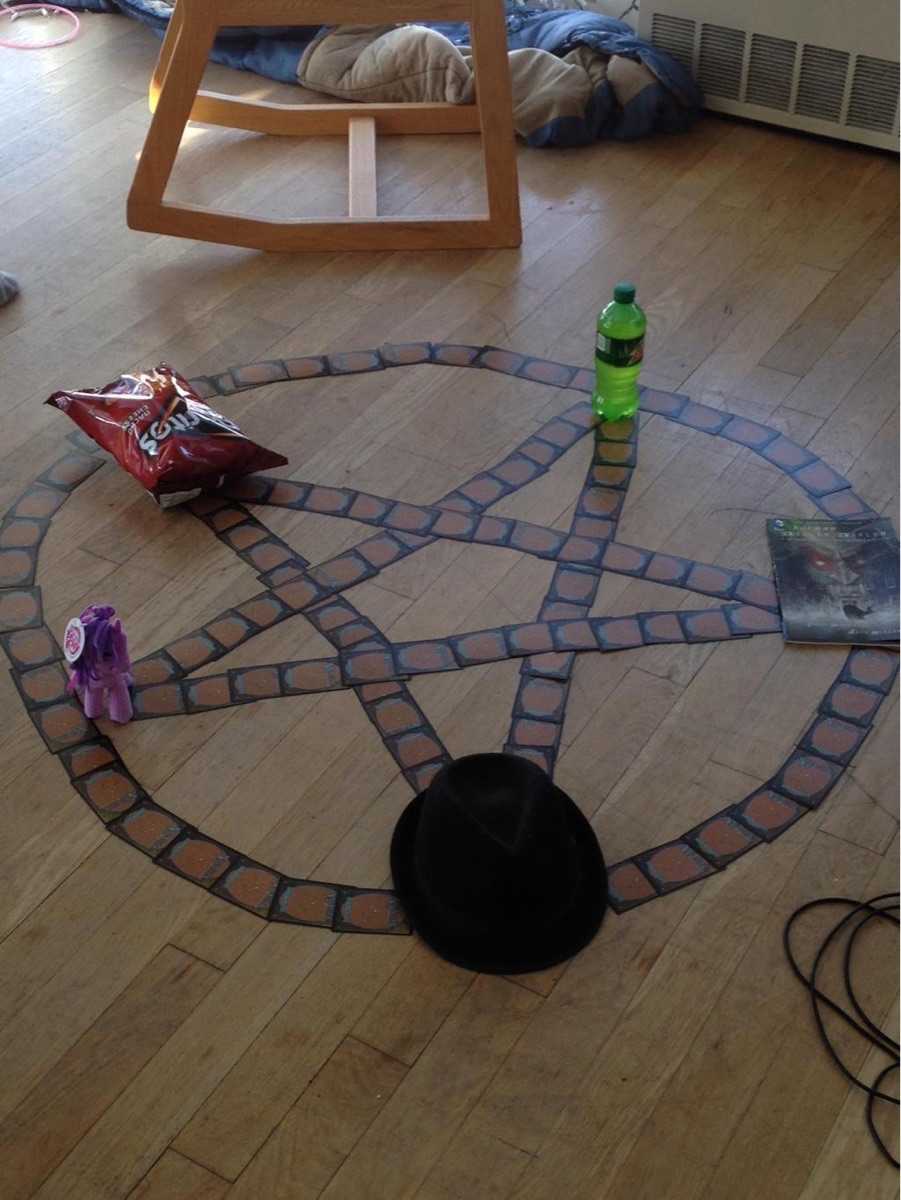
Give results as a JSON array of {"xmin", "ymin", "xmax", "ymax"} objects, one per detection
[{"xmin": 59, "ymin": 1, "xmax": 702, "ymax": 145}]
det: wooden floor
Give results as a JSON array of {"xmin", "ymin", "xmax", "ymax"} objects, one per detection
[{"xmin": 2, "ymin": 15, "xmax": 899, "ymax": 1200}]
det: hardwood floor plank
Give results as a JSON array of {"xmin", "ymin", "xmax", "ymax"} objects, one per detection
[
  {"xmin": 438, "ymin": 889, "xmax": 693, "ymax": 1171},
  {"xmin": 352, "ymin": 941, "xmax": 472, "ymax": 1067},
  {"xmin": 697, "ymin": 833, "xmax": 893, "ymax": 1200},
  {"xmin": 0, "ymin": 789, "xmax": 107, "ymax": 941},
  {"xmin": 819, "ymin": 775, "xmax": 898, "ymax": 857},
  {"xmin": 0, "ymin": 854, "xmax": 195, "ymax": 1124},
  {"xmin": 168, "ymin": 899, "xmax": 264, "ymax": 973},
  {"xmin": 510, "ymin": 893, "xmax": 784, "ymax": 1200},
  {"xmin": 805, "ymin": 329, "xmax": 900, "ymax": 474},
  {"xmin": 782, "ymin": 274, "xmax": 900, "ymax": 419},
  {"xmin": 680, "ymin": 262, "xmax": 834, "ymax": 403},
  {"xmin": 226, "ymin": 1036, "xmax": 408, "ymax": 1200},
  {"xmin": 0, "ymin": 838, "xmax": 156, "ymax": 1031},
  {"xmin": 761, "ymin": 216, "xmax": 898, "ymax": 377},
  {"xmin": 0, "ymin": 946, "xmax": 219, "ymax": 1200},
  {"xmin": 415, "ymin": 1127, "xmax": 532, "ymax": 1200},
  {"xmin": 797, "ymin": 992, "xmax": 898, "ymax": 1200},
  {"xmin": 129, "ymin": 1150, "xmax": 230, "ymax": 1200},
  {"xmin": 31, "ymin": 925, "xmax": 336, "ymax": 1200},
  {"xmin": 603, "ymin": 832, "xmax": 886, "ymax": 1200},
  {"xmin": 170, "ymin": 933, "xmax": 413, "ymax": 1180},
  {"xmin": 319, "ymin": 976, "xmax": 540, "ymax": 1200}
]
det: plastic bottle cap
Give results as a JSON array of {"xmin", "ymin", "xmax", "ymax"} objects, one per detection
[{"xmin": 613, "ymin": 282, "xmax": 636, "ymax": 303}]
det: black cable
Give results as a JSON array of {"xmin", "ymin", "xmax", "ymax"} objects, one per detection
[
  {"xmin": 783, "ymin": 892, "xmax": 900, "ymax": 1169},
  {"xmin": 845, "ymin": 908, "xmax": 900, "ymax": 1052}
]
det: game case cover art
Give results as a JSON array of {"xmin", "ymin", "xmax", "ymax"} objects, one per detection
[{"xmin": 767, "ymin": 517, "xmax": 900, "ymax": 645}]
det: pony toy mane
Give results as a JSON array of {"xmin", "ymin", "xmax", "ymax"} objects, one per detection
[
  {"xmin": 66, "ymin": 604, "xmax": 133, "ymax": 724},
  {"xmin": 68, "ymin": 605, "xmax": 129, "ymax": 688}
]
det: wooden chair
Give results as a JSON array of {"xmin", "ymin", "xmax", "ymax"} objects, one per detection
[{"xmin": 127, "ymin": 0, "xmax": 522, "ymax": 251}]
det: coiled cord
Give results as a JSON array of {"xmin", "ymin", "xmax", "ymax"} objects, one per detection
[{"xmin": 783, "ymin": 892, "xmax": 899, "ymax": 1167}]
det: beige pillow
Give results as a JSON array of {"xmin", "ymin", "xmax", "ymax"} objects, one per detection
[{"xmin": 298, "ymin": 24, "xmax": 473, "ymax": 104}]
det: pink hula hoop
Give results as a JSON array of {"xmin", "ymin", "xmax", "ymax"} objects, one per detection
[{"xmin": 0, "ymin": 3, "xmax": 80, "ymax": 48}]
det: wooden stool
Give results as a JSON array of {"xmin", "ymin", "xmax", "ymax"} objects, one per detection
[{"xmin": 127, "ymin": 0, "xmax": 522, "ymax": 251}]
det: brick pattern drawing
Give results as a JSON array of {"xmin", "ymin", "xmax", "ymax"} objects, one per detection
[{"xmin": 3, "ymin": 344, "xmax": 896, "ymax": 936}]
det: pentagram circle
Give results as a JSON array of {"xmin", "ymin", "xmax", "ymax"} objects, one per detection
[{"xmin": 2, "ymin": 342, "xmax": 896, "ymax": 937}]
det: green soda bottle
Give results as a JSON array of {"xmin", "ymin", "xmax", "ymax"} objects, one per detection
[{"xmin": 591, "ymin": 282, "xmax": 646, "ymax": 422}]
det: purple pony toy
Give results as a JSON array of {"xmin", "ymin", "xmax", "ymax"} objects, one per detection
[{"xmin": 65, "ymin": 604, "xmax": 133, "ymax": 724}]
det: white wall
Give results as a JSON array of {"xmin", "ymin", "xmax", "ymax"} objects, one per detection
[{"xmin": 575, "ymin": 0, "xmax": 640, "ymax": 31}]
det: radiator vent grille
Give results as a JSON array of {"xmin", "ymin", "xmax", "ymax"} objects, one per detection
[
  {"xmin": 698, "ymin": 23, "xmax": 746, "ymax": 100},
  {"xmin": 846, "ymin": 55, "xmax": 899, "ymax": 132},
  {"xmin": 794, "ymin": 44, "xmax": 850, "ymax": 122},
  {"xmin": 649, "ymin": 12, "xmax": 696, "ymax": 73},
  {"xmin": 746, "ymin": 33, "xmax": 796, "ymax": 111},
  {"xmin": 643, "ymin": 8, "xmax": 898, "ymax": 146}
]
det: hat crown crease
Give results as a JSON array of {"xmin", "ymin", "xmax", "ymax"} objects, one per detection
[{"xmin": 461, "ymin": 786, "xmax": 531, "ymax": 855}]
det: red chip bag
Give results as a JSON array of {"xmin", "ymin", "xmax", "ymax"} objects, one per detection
[{"xmin": 46, "ymin": 364, "xmax": 287, "ymax": 507}]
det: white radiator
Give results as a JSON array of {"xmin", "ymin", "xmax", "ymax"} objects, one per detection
[{"xmin": 638, "ymin": 0, "xmax": 899, "ymax": 150}]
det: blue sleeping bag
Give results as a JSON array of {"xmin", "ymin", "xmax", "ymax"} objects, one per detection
[{"xmin": 58, "ymin": 0, "xmax": 702, "ymax": 145}]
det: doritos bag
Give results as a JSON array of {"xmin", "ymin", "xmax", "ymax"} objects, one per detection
[{"xmin": 46, "ymin": 364, "xmax": 287, "ymax": 507}]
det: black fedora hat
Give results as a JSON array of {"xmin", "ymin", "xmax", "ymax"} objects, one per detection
[{"xmin": 390, "ymin": 752, "xmax": 607, "ymax": 975}]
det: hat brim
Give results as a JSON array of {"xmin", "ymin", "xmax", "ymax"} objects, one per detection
[{"xmin": 390, "ymin": 783, "xmax": 607, "ymax": 975}]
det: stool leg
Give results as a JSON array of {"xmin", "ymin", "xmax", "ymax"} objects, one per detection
[
  {"xmin": 128, "ymin": 12, "xmax": 217, "ymax": 215},
  {"xmin": 149, "ymin": 0, "xmax": 185, "ymax": 115},
  {"xmin": 470, "ymin": 0, "xmax": 521, "ymax": 247},
  {"xmin": 348, "ymin": 116, "xmax": 377, "ymax": 218}
]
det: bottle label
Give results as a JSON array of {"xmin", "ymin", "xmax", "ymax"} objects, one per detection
[{"xmin": 596, "ymin": 333, "xmax": 644, "ymax": 367}]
